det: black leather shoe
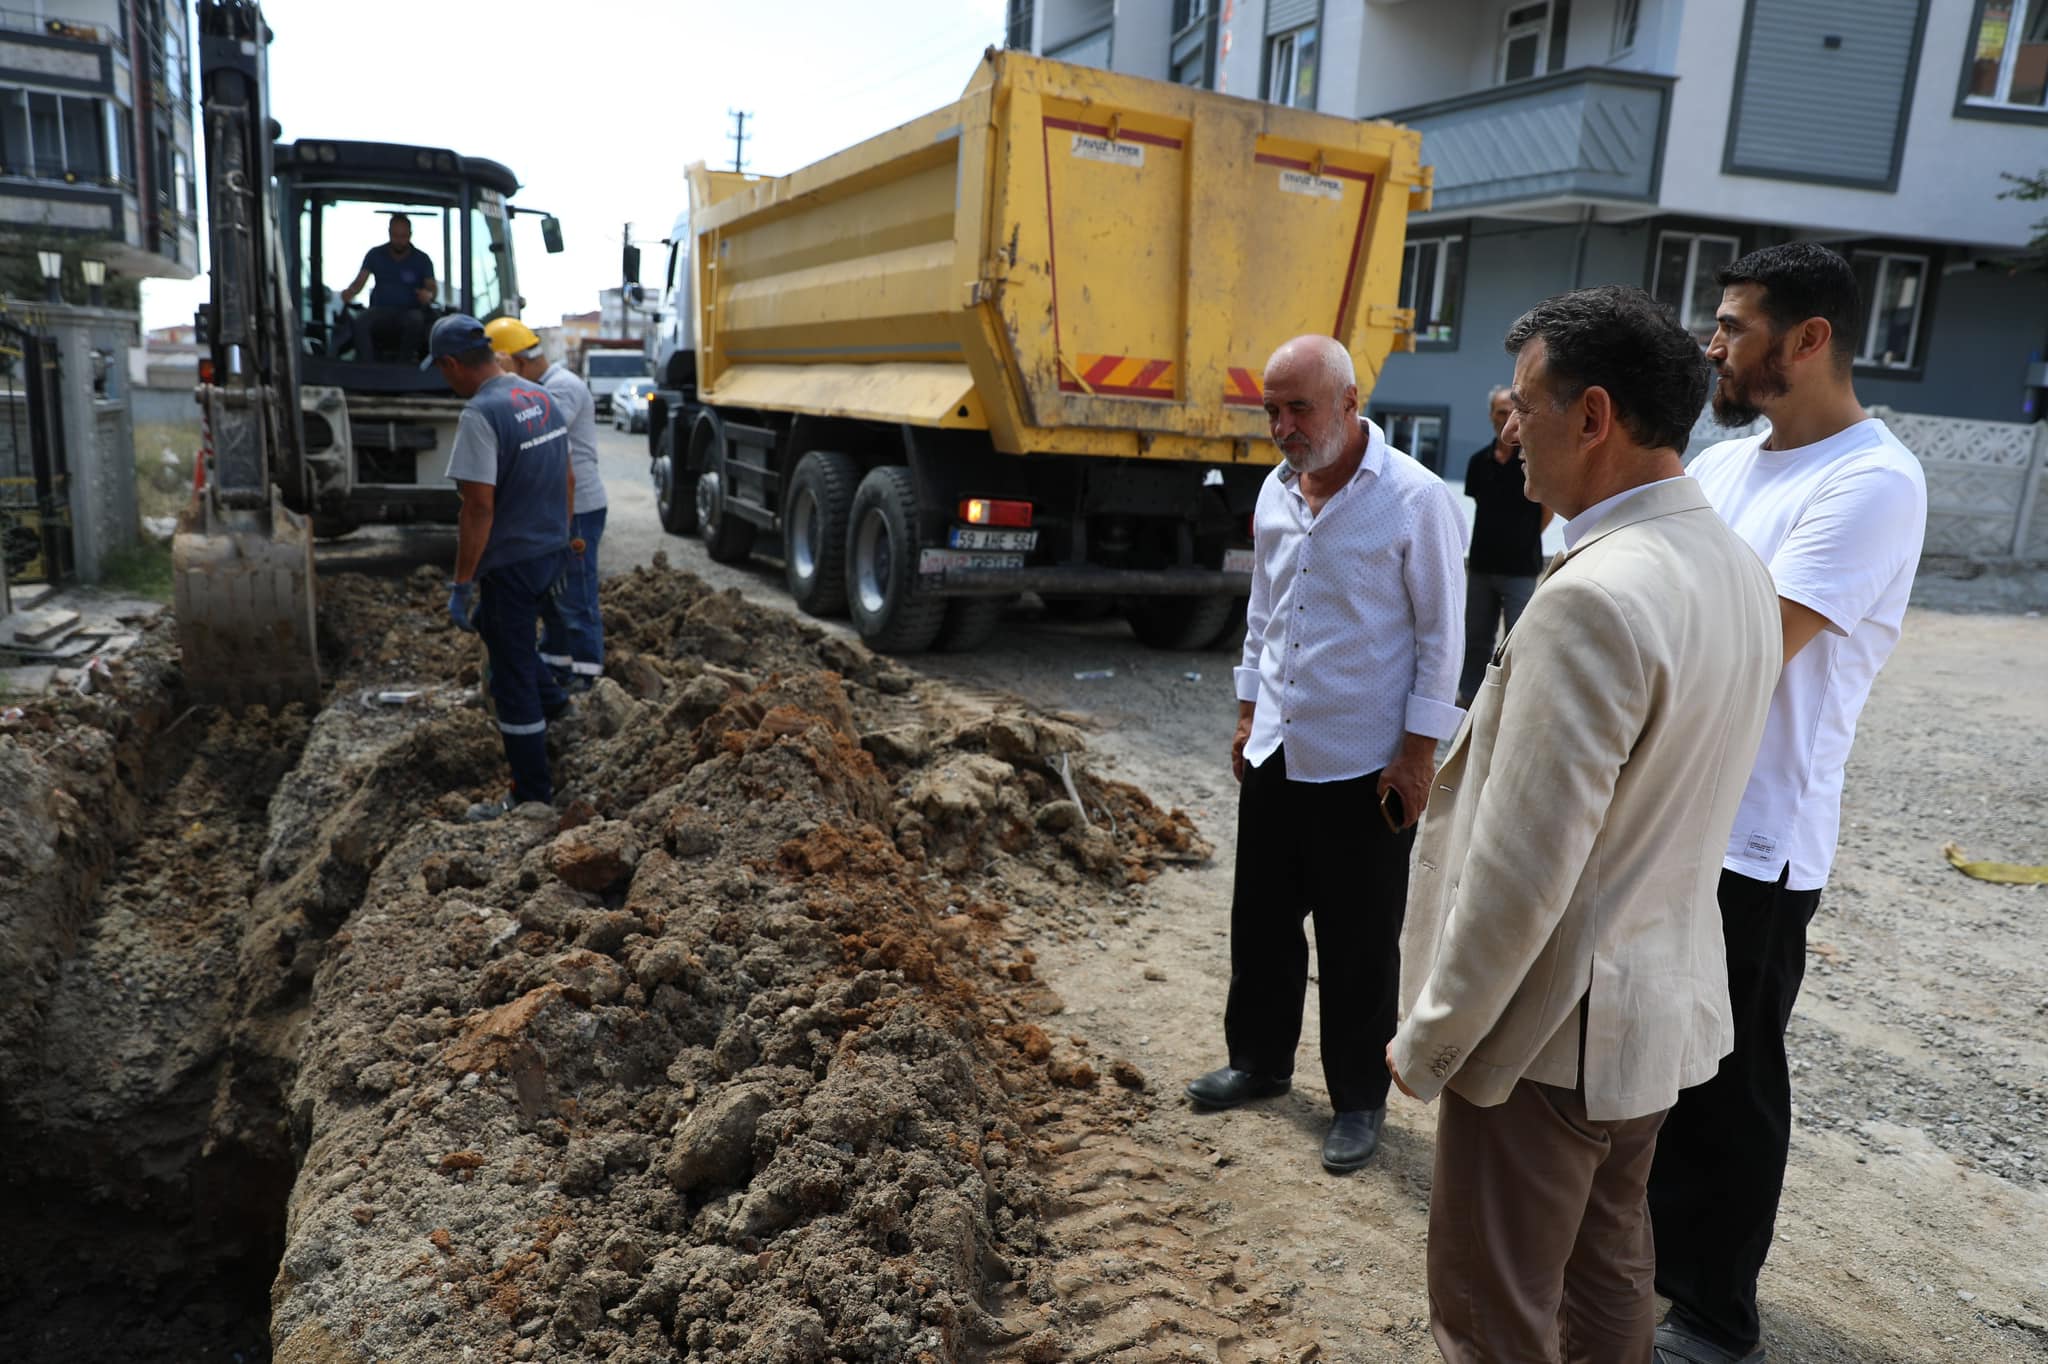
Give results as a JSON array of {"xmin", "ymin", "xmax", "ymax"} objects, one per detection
[
  {"xmin": 1184, "ymin": 1066, "xmax": 1291, "ymax": 1110},
  {"xmin": 1321, "ymin": 1106, "xmax": 1387, "ymax": 1173}
]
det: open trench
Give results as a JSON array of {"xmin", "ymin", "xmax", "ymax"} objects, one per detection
[{"xmin": 0, "ymin": 562, "xmax": 1204, "ymax": 1363}]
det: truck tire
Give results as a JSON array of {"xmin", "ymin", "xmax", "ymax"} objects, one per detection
[
  {"xmin": 1208, "ymin": 595, "xmax": 1250, "ymax": 652},
  {"xmin": 697, "ymin": 438, "xmax": 756, "ymax": 565},
  {"xmin": 934, "ymin": 597, "xmax": 1005, "ymax": 652},
  {"xmin": 654, "ymin": 427, "xmax": 699, "ymax": 535},
  {"xmin": 783, "ymin": 450, "xmax": 859, "ymax": 617},
  {"xmin": 846, "ymin": 465, "xmax": 944, "ymax": 654},
  {"xmin": 1127, "ymin": 594, "xmax": 1235, "ymax": 651}
]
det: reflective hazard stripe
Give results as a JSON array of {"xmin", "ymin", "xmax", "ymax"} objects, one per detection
[
  {"xmin": 539, "ymin": 652, "xmax": 573, "ymax": 667},
  {"xmin": 498, "ymin": 718, "xmax": 547, "ymax": 736},
  {"xmin": 570, "ymin": 661, "xmax": 603, "ymax": 676}
]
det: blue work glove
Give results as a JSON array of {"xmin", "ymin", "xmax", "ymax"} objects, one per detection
[{"xmin": 447, "ymin": 579, "xmax": 478, "ymax": 632}]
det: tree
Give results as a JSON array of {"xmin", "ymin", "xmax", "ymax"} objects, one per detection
[{"xmin": 2000, "ymin": 171, "xmax": 2048, "ymax": 272}]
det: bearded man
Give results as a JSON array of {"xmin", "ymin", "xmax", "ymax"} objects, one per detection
[
  {"xmin": 1647, "ymin": 243, "xmax": 1927, "ymax": 1364},
  {"xmin": 1184, "ymin": 333, "xmax": 1467, "ymax": 1174}
]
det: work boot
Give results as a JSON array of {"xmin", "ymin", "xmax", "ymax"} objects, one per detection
[
  {"xmin": 1185, "ymin": 1066, "xmax": 1291, "ymax": 1110},
  {"xmin": 463, "ymin": 794, "xmax": 513, "ymax": 823},
  {"xmin": 1321, "ymin": 1106, "xmax": 1387, "ymax": 1174}
]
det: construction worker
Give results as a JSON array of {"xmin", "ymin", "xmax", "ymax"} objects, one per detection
[
  {"xmin": 486, "ymin": 317, "xmax": 607, "ymax": 692},
  {"xmin": 428, "ymin": 313, "xmax": 574, "ymax": 818}
]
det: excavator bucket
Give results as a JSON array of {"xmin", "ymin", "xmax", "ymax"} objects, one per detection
[{"xmin": 171, "ymin": 488, "xmax": 323, "ymax": 712}]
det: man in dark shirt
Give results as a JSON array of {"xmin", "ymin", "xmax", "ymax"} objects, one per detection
[
  {"xmin": 1458, "ymin": 385, "xmax": 1553, "ymax": 705},
  {"xmin": 430, "ymin": 313, "xmax": 574, "ymax": 819},
  {"xmin": 340, "ymin": 213, "xmax": 437, "ymax": 362}
]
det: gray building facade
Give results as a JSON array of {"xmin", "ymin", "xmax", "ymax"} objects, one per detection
[
  {"xmin": 1, "ymin": 0, "xmax": 200, "ymax": 285},
  {"xmin": 1013, "ymin": 0, "xmax": 2048, "ymax": 471}
]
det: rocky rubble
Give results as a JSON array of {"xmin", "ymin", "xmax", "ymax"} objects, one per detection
[{"xmin": 0, "ymin": 557, "xmax": 1206, "ymax": 1363}]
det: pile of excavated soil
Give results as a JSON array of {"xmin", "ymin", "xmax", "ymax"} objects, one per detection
[{"xmin": 1, "ymin": 557, "xmax": 1207, "ymax": 1364}]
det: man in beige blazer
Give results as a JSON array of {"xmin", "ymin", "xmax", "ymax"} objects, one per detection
[{"xmin": 1386, "ymin": 286, "xmax": 1782, "ymax": 1364}]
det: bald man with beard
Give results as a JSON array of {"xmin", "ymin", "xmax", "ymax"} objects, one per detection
[{"xmin": 1185, "ymin": 335, "xmax": 1468, "ymax": 1174}]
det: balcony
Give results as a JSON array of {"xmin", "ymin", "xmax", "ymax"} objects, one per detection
[{"xmin": 1378, "ymin": 68, "xmax": 1674, "ymax": 217}]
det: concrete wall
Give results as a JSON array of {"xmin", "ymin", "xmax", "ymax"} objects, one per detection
[
  {"xmin": 1111, "ymin": 0, "xmax": 1173, "ymax": 83},
  {"xmin": 52, "ymin": 306, "xmax": 139, "ymax": 582}
]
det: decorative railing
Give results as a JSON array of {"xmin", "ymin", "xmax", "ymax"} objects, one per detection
[{"xmin": 1867, "ymin": 406, "xmax": 2046, "ymax": 560}]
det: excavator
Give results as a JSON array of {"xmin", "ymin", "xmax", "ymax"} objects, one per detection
[{"xmin": 173, "ymin": 0, "xmax": 560, "ymax": 709}]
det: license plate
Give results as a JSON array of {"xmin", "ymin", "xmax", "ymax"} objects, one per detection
[
  {"xmin": 948, "ymin": 527, "xmax": 1038, "ymax": 552},
  {"xmin": 1223, "ymin": 548, "xmax": 1256, "ymax": 575},
  {"xmin": 919, "ymin": 548, "xmax": 1025, "ymax": 575}
]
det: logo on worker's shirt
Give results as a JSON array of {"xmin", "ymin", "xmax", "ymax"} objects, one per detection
[{"xmin": 508, "ymin": 385, "xmax": 553, "ymax": 428}]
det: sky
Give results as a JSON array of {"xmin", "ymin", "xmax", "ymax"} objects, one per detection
[{"xmin": 140, "ymin": 0, "xmax": 1010, "ymax": 331}]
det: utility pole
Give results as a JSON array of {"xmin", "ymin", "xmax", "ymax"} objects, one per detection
[{"xmin": 727, "ymin": 109, "xmax": 750, "ymax": 173}]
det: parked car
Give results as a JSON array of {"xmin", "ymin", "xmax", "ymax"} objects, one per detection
[{"xmin": 610, "ymin": 378, "xmax": 656, "ymax": 432}]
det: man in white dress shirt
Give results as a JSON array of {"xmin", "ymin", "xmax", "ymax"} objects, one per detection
[{"xmin": 1184, "ymin": 333, "xmax": 1467, "ymax": 1174}]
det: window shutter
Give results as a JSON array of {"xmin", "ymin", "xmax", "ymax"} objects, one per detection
[
  {"xmin": 1267, "ymin": 0, "xmax": 1318, "ymax": 35},
  {"xmin": 1727, "ymin": 0, "xmax": 1923, "ymax": 187}
]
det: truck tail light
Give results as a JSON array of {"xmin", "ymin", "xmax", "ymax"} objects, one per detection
[{"xmin": 960, "ymin": 498, "xmax": 1033, "ymax": 527}]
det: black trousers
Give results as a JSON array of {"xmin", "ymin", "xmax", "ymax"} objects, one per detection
[
  {"xmin": 1647, "ymin": 866, "xmax": 1822, "ymax": 1352},
  {"xmin": 1223, "ymin": 745, "xmax": 1413, "ymax": 1113}
]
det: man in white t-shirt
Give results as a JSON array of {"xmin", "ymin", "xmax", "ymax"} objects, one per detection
[{"xmin": 1647, "ymin": 243, "xmax": 1927, "ymax": 1364}]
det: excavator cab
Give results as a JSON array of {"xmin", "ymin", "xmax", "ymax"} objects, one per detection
[
  {"xmin": 277, "ymin": 141, "xmax": 540, "ymax": 536},
  {"xmin": 173, "ymin": 1, "xmax": 559, "ymax": 710}
]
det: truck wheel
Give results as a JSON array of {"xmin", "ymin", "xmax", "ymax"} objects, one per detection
[
  {"xmin": 934, "ymin": 597, "xmax": 1005, "ymax": 652},
  {"xmin": 654, "ymin": 428, "xmax": 699, "ymax": 535},
  {"xmin": 1208, "ymin": 595, "xmax": 1250, "ymax": 652},
  {"xmin": 783, "ymin": 450, "xmax": 859, "ymax": 617},
  {"xmin": 697, "ymin": 440, "xmax": 756, "ymax": 565},
  {"xmin": 846, "ymin": 465, "xmax": 944, "ymax": 654},
  {"xmin": 1127, "ymin": 595, "xmax": 1235, "ymax": 651}
]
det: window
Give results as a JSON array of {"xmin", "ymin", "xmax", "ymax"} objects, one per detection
[
  {"xmin": 1849, "ymin": 251, "xmax": 1928, "ymax": 369},
  {"xmin": 1651, "ymin": 231, "xmax": 1740, "ymax": 343},
  {"xmin": 1612, "ymin": 0, "xmax": 1641, "ymax": 54},
  {"xmin": 1173, "ymin": 46, "xmax": 1208, "ymax": 86},
  {"xmin": 1005, "ymin": 0, "xmax": 1034, "ymax": 50},
  {"xmin": 1498, "ymin": 1, "xmax": 1568, "ymax": 83},
  {"xmin": 1964, "ymin": 0, "xmax": 2048, "ymax": 111},
  {"xmin": 1266, "ymin": 25, "xmax": 1318, "ymax": 108},
  {"xmin": 0, "ymin": 88, "xmax": 110, "ymax": 181},
  {"xmin": 1048, "ymin": 27, "xmax": 1112, "ymax": 70},
  {"xmin": 1175, "ymin": 0, "xmax": 1210, "ymax": 31},
  {"xmin": 1373, "ymin": 409, "xmax": 1449, "ymax": 474},
  {"xmin": 471, "ymin": 196, "xmax": 511, "ymax": 321},
  {"xmin": 1399, "ymin": 235, "xmax": 1465, "ymax": 347}
]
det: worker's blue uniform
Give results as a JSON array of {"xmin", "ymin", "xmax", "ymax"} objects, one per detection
[{"xmin": 446, "ymin": 371, "xmax": 571, "ymax": 804}]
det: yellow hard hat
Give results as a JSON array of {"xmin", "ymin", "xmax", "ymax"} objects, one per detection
[{"xmin": 484, "ymin": 316, "xmax": 543, "ymax": 355}]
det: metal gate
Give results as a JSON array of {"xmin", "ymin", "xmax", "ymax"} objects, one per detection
[{"xmin": 0, "ymin": 316, "xmax": 74, "ymax": 586}]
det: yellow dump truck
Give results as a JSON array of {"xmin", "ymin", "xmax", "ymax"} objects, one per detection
[{"xmin": 644, "ymin": 49, "xmax": 1428, "ymax": 653}]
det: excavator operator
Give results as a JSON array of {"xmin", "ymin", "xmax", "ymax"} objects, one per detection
[{"xmin": 338, "ymin": 212, "xmax": 438, "ymax": 363}]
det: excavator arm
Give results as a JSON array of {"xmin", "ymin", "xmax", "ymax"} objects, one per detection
[{"xmin": 172, "ymin": 0, "xmax": 321, "ymax": 710}]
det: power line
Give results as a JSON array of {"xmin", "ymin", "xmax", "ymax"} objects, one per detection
[{"xmin": 728, "ymin": 109, "xmax": 750, "ymax": 173}]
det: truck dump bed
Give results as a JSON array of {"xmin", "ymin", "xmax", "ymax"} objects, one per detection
[{"xmin": 689, "ymin": 50, "xmax": 1429, "ymax": 465}]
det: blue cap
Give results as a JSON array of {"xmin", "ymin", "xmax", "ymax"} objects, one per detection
[{"xmin": 421, "ymin": 313, "xmax": 490, "ymax": 370}]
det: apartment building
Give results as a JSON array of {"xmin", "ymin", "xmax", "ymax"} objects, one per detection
[
  {"xmin": 1, "ymin": 0, "xmax": 200, "ymax": 284},
  {"xmin": 1010, "ymin": 0, "xmax": 2048, "ymax": 469}
]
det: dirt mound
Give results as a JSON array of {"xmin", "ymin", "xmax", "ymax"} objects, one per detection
[{"xmin": 0, "ymin": 559, "xmax": 1209, "ymax": 1363}]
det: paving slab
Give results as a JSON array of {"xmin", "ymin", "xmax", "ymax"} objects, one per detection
[
  {"xmin": 8, "ymin": 608, "xmax": 80, "ymax": 644},
  {"xmin": 0, "ymin": 665, "xmax": 57, "ymax": 695}
]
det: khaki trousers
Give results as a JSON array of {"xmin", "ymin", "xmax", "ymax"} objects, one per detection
[{"xmin": 1428, "ymin": 1080, "xmax": 1667, "ymax": 1364}]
